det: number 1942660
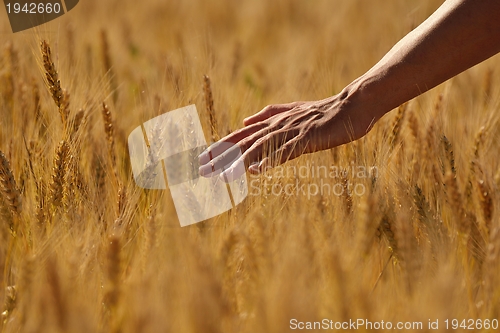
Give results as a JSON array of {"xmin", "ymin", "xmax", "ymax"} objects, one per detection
[{"xmin": 5, "ymin": 2, "xmax": 61, "ymax": 14}]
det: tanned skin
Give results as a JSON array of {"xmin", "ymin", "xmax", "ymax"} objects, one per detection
[{"xmin": 199, "ymin": 0, "xmax": 500, "ymax": 181}]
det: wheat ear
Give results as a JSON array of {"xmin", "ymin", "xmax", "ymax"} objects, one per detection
[
  {"xmin": 100, "ymin": 103, "xmax": 121, "ymax": 219},
  {"xmin": 114, "ymin": 185, "xmax": 127, "ymax": 229},
  {"xmin": 101, "ymin": 102, "xmax": 117, "ymax": 174},
  {"xmin": 407, "ymin": 111, "xmax": 421, "ymax": 180},
  {"xmin": 41, "ymin": 40, "xmax": 72, "ymax": 130},
  {"xmin": 203, "ymin": 75, "xmax": 219, "ymax": 142},
  {"xmin": 378, "ymin": 214, "xmax": 398, "ymax": 258},
  {"xmin": 444, "ymin": 171, "xmax": 469, "ymax": 236},
  {"xmin": 388, "ymin": 102, "xmax": 407, "ymax": 148},
  {"xmin": 465, "ymin": 126, "xmax": 486, "ymax": 199},
  {"xmin": 50, "ymin": 141, "xmax": 70, "ymax": 208},
  {"xmin": 494, "ymin": 168, "xmax": 500, "ymax": 188},
  {"xmin": 41, "ymin": 41, "xmax": 63, "ymax": 108},
  {"xmin": 441, "ymin": 135, "xmax": 456, "ymax": 176},
  {"xmin": 474, "ymin": 164, "xmax": 493, "ymax": 230},
  {"xmin": 485, "ymin": 226, "xmax": 500, "ymax": 295},
  {"xmin": 0, "ymin": 150, "xmax": 22, "ymax": 217},
  {"xmin": 71, "ymin": 109, "xmax": 86, "ymax": 137}
]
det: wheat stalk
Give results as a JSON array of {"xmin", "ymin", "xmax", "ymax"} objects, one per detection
[
  {"xmin": 3, "ymin": 42, "xmax": 17, "ymax": 108},
  {"xmin": 483, "ymin": 68, "xmax": 493, "ymax": 107},
  {"xmin": 114, "ymin": 185, "xmax": 127, "ymax": 229},
  {"xmin": 231, "ymin": 42, "xmax": 242, "ymax": 82},
  {"xmin": 394, "ymin": 214, "xmax": 419, "ymax": 287},
  {"xmin": 141, "ymin": 205, "xmax": 157, "ymax": 272},
  {"xmin": 465, "ymin": 126, "xmax": 487, "ymax": 199},
  {"xmin": 341, "ymin": 171, "xmax": 353, "ymax": 214},
  {"xmin": 494, "ymin": 168, "xmax": 500, "ymax": 188},
  {"xmin": 101, "ymin": 30, "xmax": 118, "ymax": 104},
  {"xmin": 59, "ymin": 89, "xmax": 71, "ymax": 131},
  {"xmin": 32, "ymin": 80, "xmax": 41, "ymax": 120},
  {"xmin": 47, "ymin": 258, "xmax": 67, "ymax": 331},
  {"xmin": 441, "ymin": 135, "xmax": 456, "ymax": 176},
  {"xmin": 41, "ymin": 40, "xmax": 73, "ymax": 131},
  {"xmin": 423, "ymin": 99, "xmax": 442, "ymax": 178},
  {"xmin": 2, "ymin": 285, "xmax": 16, "ymax": 324},
  {"xmin": 203, "ymin": 75, "xmax": 219, "ymax": 142},
  {"xmin": 472, "ymin": 126, "xmax": 486, "ymax": 160},
  {"xmin": 101, "ymin": 102, "xmax": 117, "ymax": 175},
  {"xmin": 50, "ymin": 141, "xmax": 70, "ymax": 208},
  {"xmin": 66, "ymin": 23, "xmax": 75, "ymax": 66},
  {"xmin": 101, "ymin": 102, "xmax": 115, "ymax": 152},
  {"xmin": 485, "ymin": 226, "xmax": 500, "ymax": 295},
  {"xmin": 0, "ymin": 150, "xmax": 22, "ymax": 218},
  {"xmin": 71, "ymin": 108, "xmax": 86, "ymax": 137},
  {"xmin": 474, "ymin": 165, "xmax": 493, "ymax": 230},
  {"xmin": 388, "ymin": 102, "xmax": 407, "ymax": 148},
  {"xmin": 101, "ymin": 30, "xmax": 112, "ymax": 76},
  {"xmin": 378, "ymin": 214, "xmax": 398, "ymax": 258},
  {"xmin": 444, "ymin": 171, "xmax": 470, "ymax": 236},
  {"xmin": 4, "ymin": 41, "xmax": 19, "ymax": 73},
  {"xmin": 35, "ymin": 177, "xmax": 47, "ymax": 226},
  {"xmin": 105, "ymin": 235, "xmax": 121, "ymax": 312},
  {"xmin": 41, "ymin": 40, "xmax": 63, "ymax": 108}
]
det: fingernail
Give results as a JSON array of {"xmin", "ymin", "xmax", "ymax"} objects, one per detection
[
  {"xmin": 255, "ymin": 159, "xmax": 269, "ymax": 173},
  {"xmin": 221, "ymin": 160, "xmax": 246, "ymax": 182},
  {"xmin": 199, "ymin": 163, "xmax": 213, "ymax": 177},
  {"xmin": 220, "ymin": 168, "xmax": 232, "ymax": 183},
  {"xmin": 198, "ymin": 151, "xmax": 209, "ymax": 165},
  {"xmin": 248, "ymin": 164, "xmax": 259, "ymax": 173}
]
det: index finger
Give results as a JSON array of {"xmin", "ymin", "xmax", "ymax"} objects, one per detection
[
  {"xmin": 198, "ymin": 122, "xmax": 267, "ymax": 165},
  {"xmin": 243, "ymin": 102, "xmax": 303, "ymax": 126}
]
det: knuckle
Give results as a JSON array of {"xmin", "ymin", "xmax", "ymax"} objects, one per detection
[
  {"xmin": 262, "ymin": 104, "xmax": 275, "ymax": 112},
  {"xmin": 255, "ymin": 137, "xmax": 267, "ymax": 146},
  {"xmin": 237, "ymin": 137, "xmax": 249, "ymax": 149}
]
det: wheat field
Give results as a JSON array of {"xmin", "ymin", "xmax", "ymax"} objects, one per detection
[{"xmin": 0, "ymin": 0, "xmax": 499, "ymax": 332}]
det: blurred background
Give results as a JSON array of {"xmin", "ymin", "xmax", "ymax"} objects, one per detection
[{"xmin": 0, "ymin": 0, "xmax": 499, "ymax": 332}]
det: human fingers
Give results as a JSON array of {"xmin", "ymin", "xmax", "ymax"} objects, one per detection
[
  {"xmin": 219, "ymin": 129, "xmax": 300, "ymax": 182},
  {"xmin": 243, "ymin": 102, "xmax": 304, "ymax": 126},
  {"xmin": 248, "ymin": 135, "xmax": 307, "ymax": 174},
  {"xmin": 197, "ymin": 142, "xmax": 241, "ymax": 177},
  {"xmin": 199, "ymin": 124, "xmax": 282, "ymax": 176},
  {"xmin": 198, "ymin": 122, "xmax": 267, "ymax": 165}
]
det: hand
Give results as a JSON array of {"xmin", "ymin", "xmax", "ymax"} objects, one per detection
[
  {"xmin": 198, "ymin": 0, "xmax": 500, "ymax": 182},
  {"xmin": 198, "ymin": 90, "xmax": 379, "ymax": 181}
]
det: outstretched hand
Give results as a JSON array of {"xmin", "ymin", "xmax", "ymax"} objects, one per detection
[
  {"xmin": 198, "ymin": 90, "xmax": 379, "ymax": 181},
  {"xmin": 198, "ymin": 0, "xmax": 500, "ymax": 182}
]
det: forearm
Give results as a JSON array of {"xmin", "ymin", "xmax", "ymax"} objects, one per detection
[
  {"xmin": 345, "ymin": 0, "xmax": 500, "ymax": 118},
  {"xmin": 203, "ymin": 0, "xmax": 500, "ymax": 173}
]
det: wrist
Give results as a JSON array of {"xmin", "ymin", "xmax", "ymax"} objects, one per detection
[
  {"xmin": 319, "ymin": 75, "xmax": 390, "ymax": 140},
  {"xmin": 340, "ymin": 74, "xmax": 388, "ymax": 121},
  {"xmin": 342, "ymin": 65, "xmax": 412, "ymax": 121}
]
